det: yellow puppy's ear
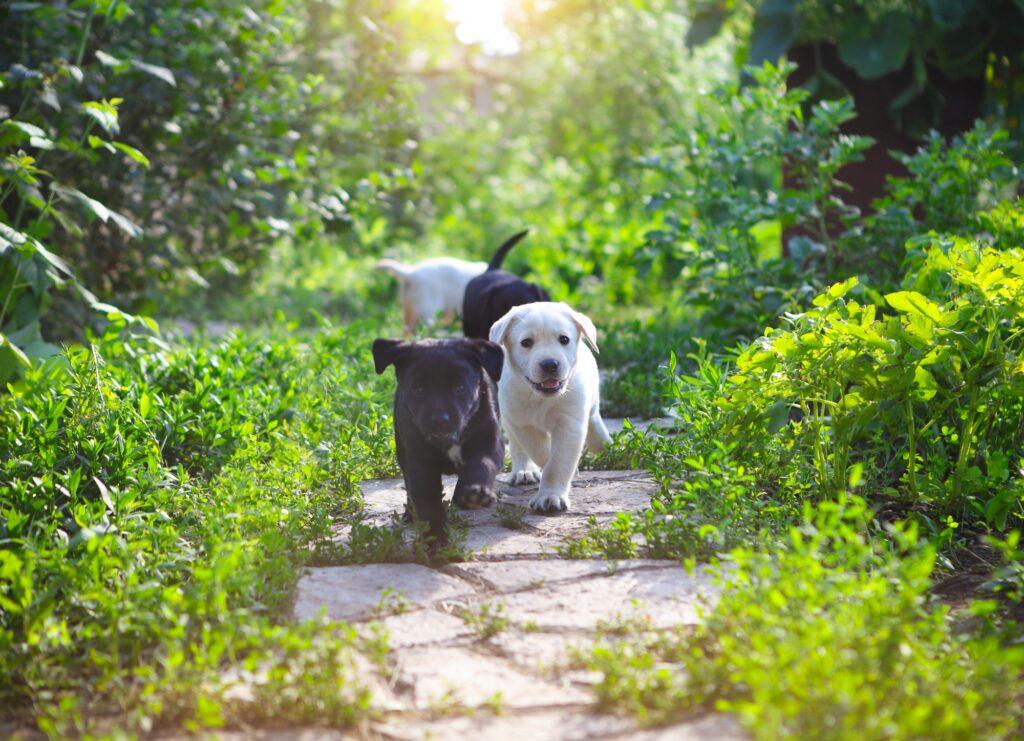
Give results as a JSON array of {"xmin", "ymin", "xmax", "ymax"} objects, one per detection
[
  {"xmin": 560, "ymin": 303, "xmax": 599, "ymax": 354},
  {"xmin": 488, "ymin": 306, "xmax": 521, "ymax": 347}
]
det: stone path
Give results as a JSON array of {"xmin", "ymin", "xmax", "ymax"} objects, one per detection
[{"xmin": 291, "ymin": 423, "xmax": 740, "ymax": 740}]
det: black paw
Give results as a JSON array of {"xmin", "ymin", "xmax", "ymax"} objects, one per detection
[{"xmin": 453, "ymin": 484, "xmax": 497, "ymax": 510}]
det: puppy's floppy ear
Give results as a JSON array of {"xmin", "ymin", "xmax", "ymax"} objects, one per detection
[
  {"xmin": 372, "ymin": 338, "xmax": 409, "ymax": 374},
  {"xmin": 559, "ymin": 303, "xmax": 600, "ymax": 354},
  {"xmin": 469, "ymin": 340, "xmax": 504, "ymax": 383},
  {"xmin": 488, "ymin": 305, "xmax": 521, "ymax": 347}
]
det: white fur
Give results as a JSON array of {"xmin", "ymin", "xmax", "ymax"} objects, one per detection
[
  {"xmin": 376, "ymin": 256, "xmax": 487, "ymax": 335},
  {"xmin": 490, "ymin": 302, "xmax": 612, "ymax": 513}
]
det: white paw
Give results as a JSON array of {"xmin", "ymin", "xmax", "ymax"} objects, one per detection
[
  {"xmin": 529, "ymin": 489, "xmax": 570, "ymax": 514},
  {"xmin": 510, "ymin": 465, "xmax": 541, "ymax": 486}
]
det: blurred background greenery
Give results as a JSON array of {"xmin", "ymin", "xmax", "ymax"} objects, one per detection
[{"xmin": 3, "ymin": 2, "xmax": 1024, "ymax": 736}]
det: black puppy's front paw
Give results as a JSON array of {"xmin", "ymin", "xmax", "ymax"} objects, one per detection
[{"xmin": 453, "ymin": 484, "xmax": 497, "ymax": 510}]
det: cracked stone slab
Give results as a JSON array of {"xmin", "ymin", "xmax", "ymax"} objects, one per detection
[
  {"xmin": 362, "ymin": 608, "xmax": 473, "ymax": 649},
  {"xmin": 487, "ymin": 566, "xmax": 716, "ymax": 632},
  {"xmin": 292, "ymin": 564, "xmax": 476, "ymax": 622},
  {"xmin": 613, "ymin": 714, "xmax": 746, "ymax": 740},
  {"xmin": 446, "ymin": 559, "xmax": 679, "ymax": 593},
  {"xmin": 354, "ymin": 470, "xmax": 655, "ymax": 527},
  {"xmin": 487, "ymin": 629, "xmax": 593, "ymax": 674},
  {"xmin": 372, "ymin": 708, "xmax": 638, "ymax": 741},
  {"xmin": 391, "ymin": 645, "xmax": 591, "ymax": 710}
]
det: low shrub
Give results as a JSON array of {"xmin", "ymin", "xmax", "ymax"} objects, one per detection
[
  {"xmin": 588, "ymin": 497, "xmax": 1024, "ymax": 738},
  {"xmin": 0, "ymin": 320, "xmax": 396, "ymax": 734}
]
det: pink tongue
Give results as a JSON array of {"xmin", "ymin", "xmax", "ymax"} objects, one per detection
[{"xmin": 540, "ymin": 378, "xmax": 560, "ymax": 389}]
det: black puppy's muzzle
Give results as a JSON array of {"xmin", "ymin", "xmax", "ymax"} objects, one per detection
[{"xmin": 425, "ymin": 411, "xmax": 461, "ymax": 447}]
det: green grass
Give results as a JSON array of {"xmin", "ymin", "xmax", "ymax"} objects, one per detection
[
  {"xmin": 586, "ymin": 497, "xmax": 1024, "ymax": 738},
  {"xmin": 0, "ymin": 318, "xmax": 398, "ymax": 735}
]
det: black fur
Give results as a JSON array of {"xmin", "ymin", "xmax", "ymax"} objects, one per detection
[
  {"xmin": 372, "ymin": 338, "xmax": 505, "ymax": 547},
  {"xmin": 463, "ymin": 230, "xmax": 550, "ymax": 339}
]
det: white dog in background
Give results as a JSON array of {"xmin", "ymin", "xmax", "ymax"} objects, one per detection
[
  {"xmin": 489, "ymin": 302, "xmax": 612, "ymax": 513},
  {"xmin": 376, "ymin": 256, "xmax": 486, "ymax": 335}
]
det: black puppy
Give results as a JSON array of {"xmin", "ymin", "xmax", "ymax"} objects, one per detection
[
  {"xmin": 372, "ymin": 338, "xmax": 505, "ymax": 546},
  {"xmin": 463, "ymin": 230, "xmax": 550, "ymax": 340}
]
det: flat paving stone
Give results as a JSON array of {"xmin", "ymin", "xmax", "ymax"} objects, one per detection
[
  {"xmin": 392, "ymin": 645, "xmax": 590, "ymax": 710},
  {"xmin": 488, "ymin": 629, "xmax": 593, "ymax": 674},
  {"xmin": 490, "ymin": 566, "xmax": 715, "ymax": 632},
  {"xmin": 364, "ymin": 608, "xmax": 473, "ymax": 649},
  {"xmin": 288, "ymin": 467, "xmax": 734, "ymax": 741},
  {"xmin": 293, "ymin": 564, "xmax": 476, "ymax": 622},
  {"xmin": 372, "ymin": 708, "xmax": 637, "ymax": 741},
  {"xmin": 446, "ymin": 559, "xmax": 678, "ymax": 593},
  {"xmin": 613, "ymin": 713, "xmax": 746, "ymax": 740}
]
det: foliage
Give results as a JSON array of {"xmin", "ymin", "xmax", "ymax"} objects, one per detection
[
  {"xmin": 686, "ymin": 0, "xmax": 1024, "ymax": 139},
  {"xmin": 587, "ymin": 496, "xmax": 1024, "ymax": 737},
  {"xmin": 0, "ymin": 320, "xmax": 397, "ymax": 734},
  {"xmin": 640, "ymin": 62, "xmax": 872, "ymax": 344}
]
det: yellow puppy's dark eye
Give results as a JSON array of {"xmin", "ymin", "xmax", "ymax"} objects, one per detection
[
  {"xmin": 520, "ymin": 338, "xmax": 534, "ymax": 348},
  {"xmin": 558, "ymin": 335, "xmax": 570, "ymax": 345}
]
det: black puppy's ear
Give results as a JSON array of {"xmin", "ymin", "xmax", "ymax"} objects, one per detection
[
  {"xmin": 372, "ymin": 338, "xmax": 409, "ymax": 374},
  {"xmin": 469, "ymin": 340, "xmax": 504, "ymax": 383}
]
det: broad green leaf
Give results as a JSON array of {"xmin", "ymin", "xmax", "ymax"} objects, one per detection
[
  {"xmin": 52, "ymin": 184, "xmax": 111, "ymax": 223},
  {"xmin": 109, "ymin": 210, "xmax": 143, "ymax": 239},
  {"xmin": 81, "ymin": 100, "xmax": 120, "ymax": 135},
  {"xmin": 87, "ymin": 134, "xmax": 117, "ymax": 153},
  {"xmin": 130, "ymin": 59, "xmax": 176, "ymax": 87},
  {"xmin": 837, "ymin": 12, "xmax": 912, "ymax": 79},
  {"xmin": 686, "ymin": 7, "xmax": 725, "ymax": 48},
  {"xmin": 0, "ymin": 333, "xmax": 30, "ymax": 366},
  {"xmin": 913, "ymin": 365, "xmax": 938, "ymax": 401},
  {"xmin": 112, "ymin": 142, "xmax": 150, "ymax": 168},
  {"xmin": 95, "ymin": 50, "xmax": 123, "ymax": 67},
  {"xmin": 885, "ymin": 290, "xmax": 953, "ymax": 325},
  {"xmin": 813, "ymin": 277, "xmax": 858, "ymax": 306},
  {"xmin": 748, "ymin": 0, "xmax": 798, "ymax": 65},
  {"xmin": 2, "ymin": 120, "xmax": 54, "ymax": 150},
  {"xmin": 0, "ymin": 221, "xmax": 30, "ymax": 252}
]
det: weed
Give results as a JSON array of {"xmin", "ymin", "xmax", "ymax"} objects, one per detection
[
  {"xmin": 496, "ymin": 503, "xmax": 529, "ymax": 531},
  {"xmin": 458, "ymin": 601, "xmax": 509, "ymax": 641}
]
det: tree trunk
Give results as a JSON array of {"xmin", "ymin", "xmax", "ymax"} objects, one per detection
[{"xmin": 784, "ymin": 42, "xmax": 986, "ymax": 251}]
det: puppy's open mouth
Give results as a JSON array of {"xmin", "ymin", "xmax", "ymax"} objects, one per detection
[{"xmin": 529, "ymin": 377, "xmax": 565, "ymax": 395}]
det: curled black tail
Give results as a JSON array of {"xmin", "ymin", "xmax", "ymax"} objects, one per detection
[{"xmin": 486, "ymin": 229, "xmax": 529, "ymax": 271}]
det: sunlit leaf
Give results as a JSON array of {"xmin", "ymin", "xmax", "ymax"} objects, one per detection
[{"xmin": 130, "ymin": 59, "xmax": 176, "ymax": 87}]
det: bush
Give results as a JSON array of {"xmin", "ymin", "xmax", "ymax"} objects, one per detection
[
  {"xmin": 0, "ymin": 320, "xmax": 396, "ymax": 734},
  {"xmin": 587, "ymin": 497, "xmax": 1024, "ymax": 738}
]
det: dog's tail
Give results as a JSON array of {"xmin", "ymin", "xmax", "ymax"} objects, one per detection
[
  {"xmin": 486, "ymin": 230, "xmax": 529, "ymax": 271},
  {"xmin": 376, "ymin": 258, "xmax": 414, "ymax": 280}
]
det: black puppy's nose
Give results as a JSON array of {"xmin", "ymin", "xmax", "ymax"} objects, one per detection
[
  {"xmin": 431, "ymin": 411, "xmax": 452, "ymax": 426},
  {"xmin": 540, "ymin": 358, "xmax": 560, "ymax": 375}
]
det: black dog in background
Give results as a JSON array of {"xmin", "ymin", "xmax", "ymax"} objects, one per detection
[
  {"xmin": 463, "ymin": 230, "xmax": 550, "ymax": 340},
  {"xmin": 372, "ymin": 338, "xmax": 504, "ymax": 546}
]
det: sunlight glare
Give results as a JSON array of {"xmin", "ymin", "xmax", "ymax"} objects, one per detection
[{"xmin": 444, "ymin": 0, "xmax": 520, "ymax": 55}]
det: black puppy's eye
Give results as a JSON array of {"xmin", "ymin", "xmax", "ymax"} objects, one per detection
[
  {"xmin": 454, "ymin": 381, "xmax": 467, "ymax": 392},
  {"xmin": 520, "ymin": 338, "xmax": 534, "ymax": 349},
  {"xmin": 558, "ymin": 335, "xmax": 571, "ymax": 345}
]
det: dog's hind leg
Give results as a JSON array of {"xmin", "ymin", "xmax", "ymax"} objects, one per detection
[{"xmin": 586, "ymin": 406, "xmax": 612, "ymax": 453}]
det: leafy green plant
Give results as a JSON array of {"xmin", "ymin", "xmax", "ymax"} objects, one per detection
[
  {"xmin": 457, "ymin": 600, "xmax": 509, "ymax": 641},
  {"xmin": 687, "ymin": 1, "xmax": 1024, "ymax": 138},
  {"xmin": 587, "ymin": 496, "xmax": 1024, "ymax": 736},
  {"xmin": 0, "ymin": 321, "xmax": 397, "ymax": 734}
]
